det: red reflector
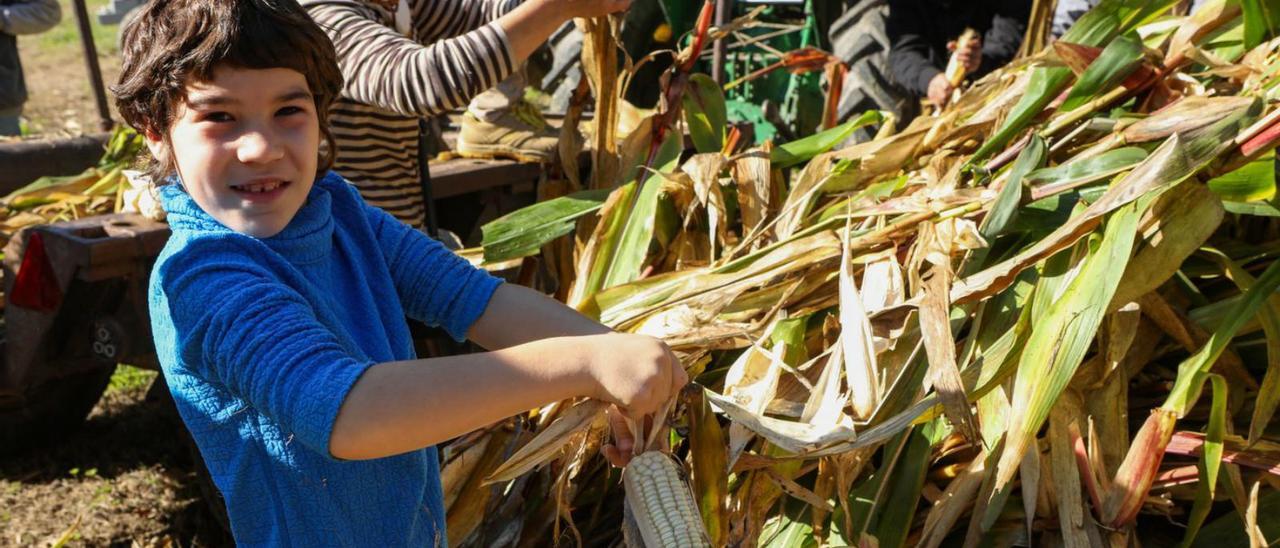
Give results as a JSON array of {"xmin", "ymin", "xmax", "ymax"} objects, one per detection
[{"xmin": 11, "ymin": 231, "xmax": 63, "ymax": 311}]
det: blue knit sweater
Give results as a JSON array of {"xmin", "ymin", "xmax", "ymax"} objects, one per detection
[{"xmin": 149, "ymin": 172, "xmax": 501, "ymax": 546}]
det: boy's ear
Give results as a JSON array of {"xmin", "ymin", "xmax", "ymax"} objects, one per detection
[{"xmin": 142, "ymin": 127, "xmax": 167, "ymax": 160}]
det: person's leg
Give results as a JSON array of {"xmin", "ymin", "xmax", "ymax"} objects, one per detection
[
  {"xmin": 469, "ymin": 70, "xmax": 527, "ymax": 123},
  {"xmin": 458, "ymin": 66, "xmax": 559, "ymax": 163},
  {"xmin": 0, "ymin": 111, "xmax": 22, "ymax": 136}
]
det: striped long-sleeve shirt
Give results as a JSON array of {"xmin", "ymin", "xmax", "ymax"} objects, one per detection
[{"xmin": 303, "ymin": 0, "xmax": 520, "ymax": 226}]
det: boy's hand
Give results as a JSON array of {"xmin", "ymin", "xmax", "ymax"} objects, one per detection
[{"xmin": 584, "ymin": 334, "xmax": 687, "ymax": 418}]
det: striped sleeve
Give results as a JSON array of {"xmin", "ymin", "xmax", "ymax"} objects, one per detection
[
  {"xmin": 307, "ymin": 0, "xmax": 517, "ymax": 116},
  {"xmin": 411, "ymin": 0, "xmax": 520, "ymax": 42}
]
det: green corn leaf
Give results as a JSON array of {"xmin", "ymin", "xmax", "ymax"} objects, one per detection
[
  {"xmin": 1223, "ymin": 199, "xmax": 1280, "ymax": 216},
  {"xmin": 982, "ymin": 136, "xmax": 1046, "ymax": 240},
  {"xmin": 1241, "ymin": 0, "xmax": 1280, "ymax": 50},
  {"xmin": 1207, "ymin": 150, "xmax": 1276, "ymax": 202},
  {"xmin": 984, "ymin": 195, "xmax": 1147, "ymax": 527},
  {"xmin": 1201, "ymin": 248, "xmax": 1280, "ymax": 445},
  {"xmin": 1059, "ymin": 32, "xmax": 1146, "ymax": 112},
  {"xmin": 1191, "ymin": 488, "xmax": 1280, "ymax": 546},
  {"xmin": 1179, "ymin": 374, "xmax": 1228, "ymax": 548},
  {"xmin": 480, "ymin": 189, "xmax": 612, "ymax": 262},
  {"xmin": 867, "ymin": 419, "xmax": 949, "ymax": 548},
  {"xmin": 1026, "ymin": 146, "xmax": 1148, "ymax": 193},
  {"xmin": 1164, "ymin": 257, "xmax": 1280, "ymax": 416},
  {"xmin": 600, "ymin": 134, "xmax": 683, "ymax": 290},
  {"xmin": 770, "ymin": 110, "xmax": 883, "ymax": 169},
  {"xmin": 683, "ymin": 73, "xmax": 728, "ymax": 154}
]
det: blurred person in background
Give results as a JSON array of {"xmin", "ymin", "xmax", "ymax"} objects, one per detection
[
  {"xmin": 886, "ymin": 0, "xmax": 1029, "ymax": 117},
  {"xmin": 0, "ymin": 0, "xmax": 60, "ymax": 136}
]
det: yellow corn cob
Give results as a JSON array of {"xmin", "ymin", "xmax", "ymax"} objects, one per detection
[
  {"xmin": 623, "ymin": 451, "xmax": 711, "ymax": 548},
  {"xmin": 944, "ymin": 28, "xmax": 980, "ymax": 88}
]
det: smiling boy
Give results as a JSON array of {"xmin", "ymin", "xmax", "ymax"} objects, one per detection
[{"xmin": 114, "ymin": 1, "xmax": 686, "ymax": 545}]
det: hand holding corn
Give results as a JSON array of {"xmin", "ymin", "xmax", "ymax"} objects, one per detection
[
  {"xmin": 928, "ymin": 28, "xmax": 981, "ymax": 108},
  {"xmin": 582, "ymin": 333, "xmax": 687, "ymax": 421}
]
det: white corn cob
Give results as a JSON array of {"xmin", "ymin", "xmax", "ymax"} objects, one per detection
[{"xmin": 623, "ymin": 451, "xmax": 711, "ymax": 548}]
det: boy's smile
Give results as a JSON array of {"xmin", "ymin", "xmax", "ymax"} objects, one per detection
[{"xmin": 145, "ymin": 66, "xmax": 320, "ymax": 238}]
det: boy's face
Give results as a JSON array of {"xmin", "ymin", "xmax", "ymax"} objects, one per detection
[{"xmin": 146, "ymin": 66, "xmax": 319, "ymax": 238}]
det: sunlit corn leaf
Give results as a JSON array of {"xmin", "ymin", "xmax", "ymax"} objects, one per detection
[
  {"xmin": 1180, "ymin": 375, "xmax": 1228, "ymax": 548},
  {"xmin": 1120, "ymin": 96, "xmax": 1256, "ymax": 144},
  {"xmin": 956, "ymin": 100, "xmax": 1258, "ymax": 303},
  {"xmin": 1059, "ymin": 33, "xmax": 1147, "ymax": 112},
  {"xmin": 1206, "ymin": 150, "xmax": 1276, "ymax": 202},
  {"xmin": 917, "ymin": 223, "xmax": 979, "ymax": 442},
  {"xmin": 984, "ymin": 196, "xmax": 1146, "ymax": 528},
  {"xmin": 1048, "ymin": 395, "xmax": 1096, "ymax": 548},
  {"xmin": 480, "ymin": 189, "xmax": 611, "ymax": 262},
  {"xmin": 705, "ymin": 389, "xmax": 857, "ymax": 455},
  {"xmin": 839, "ymin": 228, "xmax": 880, "ymax": 421},
  {"xmin": 445, "ymin": 430, "xmax": 510, "ymax": 542},
  {"xmin": 732, "ymin": 146, "xmax": 774, "ymax": 241},
  {"xmin": 683, "ymin": 73, "xmax": 728, "ymax": 154},
  {"xmin": 581, "ymin": 15, "xmax": 620, "ymax": 190},
  {"xmin": 484, "ymin": 400, "xmax": 607, "ymax": 484},
  {"xmin": 601, "ymin": 135, "xmax": 683, "ymax": 290},
  {"xmin": 1166, "ymin": 0, "xmax": 1241, "ymax": 66},
  {"xmin": 972, "ymin": 0, "xmax": 1178, "ymax": 163},
  {"xmin": 771, "ymin": 110, "xmax": 883, "ymax": 169}
]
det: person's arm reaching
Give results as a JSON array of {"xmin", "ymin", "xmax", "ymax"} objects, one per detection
[
  {"xmin": 308, "ymin": 0, "xmax": 628, "ymax": 116},
  {"xmin": 886, "ymin": 0, "xmax": 942, "ymax": 99}
]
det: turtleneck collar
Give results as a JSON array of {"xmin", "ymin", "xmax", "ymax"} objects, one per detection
[{"xmin": 159, "ymin": 172, "xmax": 341, "ymax": 265}]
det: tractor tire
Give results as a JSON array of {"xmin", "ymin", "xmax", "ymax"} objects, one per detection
[
  {"xmin": 0, "ymin": 320, "xmax": 116, "ymax": 456},
  {"xmin": 829, "ymin": 0, "xmax": 913, "ymax": 132}
]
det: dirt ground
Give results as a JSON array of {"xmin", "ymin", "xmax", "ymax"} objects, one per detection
[{"xmin": 0, "ymin": 367, "xmax": 230, "ymax": 547}]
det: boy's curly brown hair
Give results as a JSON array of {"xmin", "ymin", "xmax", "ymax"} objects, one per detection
[{"xmin": 112, "ymin": 0, "xmax": 344, "ymax": 182}]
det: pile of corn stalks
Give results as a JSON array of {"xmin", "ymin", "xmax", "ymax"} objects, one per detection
[
  {"xmin": 466, "ymin": 1, "xmax": 1280, "ymax": 545},
  {"xmin": 0, "ymin": 127, "xmax": 146, "ymax": 254}
]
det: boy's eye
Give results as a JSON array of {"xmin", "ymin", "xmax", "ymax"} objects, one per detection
[
  {"xmin": 277, "ymin": 106, "xmax": 306, "ymax": 116},
  {"xmin": 202, "ymin": 112, "xmax": 234, "ymax": 123}
]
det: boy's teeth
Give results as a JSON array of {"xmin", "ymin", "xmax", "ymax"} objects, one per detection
[{"xmin": 237, "ymin": 180, "xmax": 283, "ymax": 193}]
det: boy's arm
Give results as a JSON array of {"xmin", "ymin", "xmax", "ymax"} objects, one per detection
[
  {"xmin": 466, "ymin": 284, "xmax": 612, "ymax": 349},
  {"xmin": 329, "ymin": 331, "xmax": 683, "ymax": 460},
  {"xmin": 0, "ymin": 0, "xmax": 59, "ymax": 35},
  {"xmin": 160, "ymin": 241, "xmax": 683, "ymax": 462}
]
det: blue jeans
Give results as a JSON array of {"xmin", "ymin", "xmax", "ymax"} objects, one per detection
[{"xmin": 0, "ymin": 114, "xmax": 21, "ymax": 136}]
